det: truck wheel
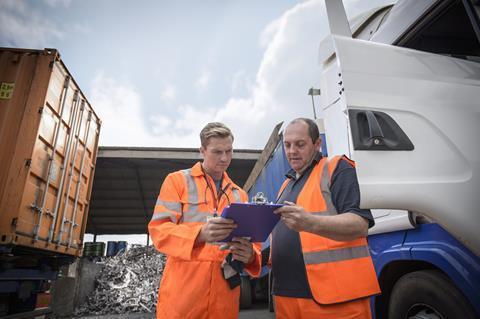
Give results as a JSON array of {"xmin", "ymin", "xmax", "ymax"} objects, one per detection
[
  {"xmin": 388, "ymin": 270, "xmax": 476, "ymax": 319},
  {"xmin": 240, "ymin": 276, "xmax": 252, "ymax": 309}
]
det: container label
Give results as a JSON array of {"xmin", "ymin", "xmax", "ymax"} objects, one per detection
[{"xmin": 0, "ymin": 82, "xmax": 15, "ymax": 100}]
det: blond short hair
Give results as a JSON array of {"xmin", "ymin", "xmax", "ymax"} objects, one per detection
[{"xmin": 200, "ymin": 122, "xmax": 234, "ymax": 147}]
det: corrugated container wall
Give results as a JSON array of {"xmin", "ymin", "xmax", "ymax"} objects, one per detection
[{"xmin": 0, "ymin": 48, "xmax": 101, "ymax": 256}]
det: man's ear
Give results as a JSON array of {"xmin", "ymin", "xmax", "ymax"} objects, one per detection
[
  {"xmin": 199, "ymin": 146, "xmax": 205, "ymax": 158},
  {"xmin": 314, "ymin": 138, "xmax": 322, "ymax": 151}
]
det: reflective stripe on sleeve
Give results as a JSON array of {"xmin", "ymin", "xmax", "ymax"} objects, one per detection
[
  {"xmin": 181, "ymin": 169, "xmax": 209, "ymax": 222},
  {"xmin": 182, "ymin": 210, "xmax": 208, "ymax": 223},
  {"xmin": 156, "ymin": 199, "xmax": 181, "ymax": 212},
  {"xmin": 181, "ymin": 169, "xmax": 200, "ymax": 215},
  {"xmin": 182, "ymin": 169, "xmax": 199, "ymax": 203},
  {"xmin": 151, "ymin": 211, "xmax": 178, "ymax": 223},
  {"xmin": 303, "ymin": 245, "xmax": 370, "ymax": 265}
]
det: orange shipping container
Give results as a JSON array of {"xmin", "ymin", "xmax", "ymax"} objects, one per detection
[{"xmin": 0, "ymin": 48, "xmax": 101, "ymax": 256}]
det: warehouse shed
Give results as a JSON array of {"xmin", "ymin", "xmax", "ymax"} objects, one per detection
[{"xmin": 86, "ymin": 146, "xmax": 261, "ymax": 236}]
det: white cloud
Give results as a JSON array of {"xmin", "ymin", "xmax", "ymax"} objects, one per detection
[
  {"xmin": 90, "ymin": 73, "xmax": 236, "ymax": 148},
  {"xmin": 0, "ymin": 0, "xmax": 396, "ymax": 151},
  {"xmin": 0, "ymin": 0, "xmax": 64, "ymax": 47},
  {"xmin": 44, "ymin": 0, "xmax": 72, "ymax": 7},
  {"xmin": 71, "ymin": 23, "xmax": 91, "ymax": 35},
  {"xmin": 231, "ymin": 69, "xmax": 254, "ymax": 95},
  {"xmin": 259, "ymin": 17, "xmax": 282, "ymax": 49},
  {"xmin": 215, "ymin": 0, "xmax": 396, "ymax": 149},
  {"xmin": 149, "ymin": 105, "xmax": 216, "ymax": 147},
  {"xmin": 89, "ymin": 0, "xmax": 396, "ymax": 150},
  {"xmin": 160, "ymin": 84, "xmax": 177, "ymax": 102},
  {"xmin": 90, "ymin": 72, "xmax": 159, "ymax": 147},
  {"xmin": 194, "ymin": 69, "xmax": 211, "ymax": 92},
  {"xmin": 147, "ymin": 0, "xmax": 328, "ymax": 149},
  {"xmin": 90, "ymin": 0, "xmax": 398, "ymax": 149},
  {"xmin": 215, "ymin": 0, "xmax": 328, "ymax": 148},
  {"xmin": 144, "ymin": 0, "xmax": 396, "ymax": 149}
]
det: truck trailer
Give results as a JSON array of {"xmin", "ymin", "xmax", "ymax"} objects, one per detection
[{"xmin": 0, "ymin": 48, "xmax": 101, "ymax": 317}]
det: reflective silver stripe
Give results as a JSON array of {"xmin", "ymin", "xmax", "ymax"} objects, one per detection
[
  {"xmin": 156, "ymin": 199, "xmax": 181, "ymax": 212},
  {"xmin": 320, "ymin": 161, "xmax": 337, "ymax": 215},
  {"xmin": 231, "ymin": 188, "xmax": 241, "ymax": 202},
  {"xmin": 182, "ymin": 169, "xmax": 199, "ymax": 204},
  {"xmin": 182, "ymin": 169, "xmax": 200, "ymax": 214},
  {"xmin": 303, "ymin": 245, "xmax": 370, "ymax": 265},
  {"xmin": 151, "ymin": 212, "xmax": 178, "ymax": 223},
  {"xmin": 180, "ymin": 169, "xmax": 208, "ymax": 222},
  {"xmin": 183, "ymin": 210, "xmax": 208, "ymax": 223}
]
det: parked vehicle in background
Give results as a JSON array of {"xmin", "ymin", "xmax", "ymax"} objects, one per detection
[
  {"xmin": 244, "ymin": 0, "xmax": 480, "ymax": 317},
  {"xmin": 0, "ymin": 48, "xmax": 101, "ymax": 317}
]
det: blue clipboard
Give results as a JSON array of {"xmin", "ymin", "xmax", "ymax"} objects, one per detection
[{"xmin": 220, "ymin": 202, "xmax": 283, "ymax": 242}]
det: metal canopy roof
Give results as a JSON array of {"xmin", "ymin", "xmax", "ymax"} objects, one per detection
[{"xmin": 86, "ymin": 147, "xmax": 261, "ymax": 235}]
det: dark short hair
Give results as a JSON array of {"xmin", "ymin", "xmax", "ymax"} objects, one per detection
[
  {"xmin": 200, "ymin": 122, "xmax": 234, "ymax": 147},
  {"xmin": 289, "ymin": 118, "xmax": 320, "ymax": 143}
]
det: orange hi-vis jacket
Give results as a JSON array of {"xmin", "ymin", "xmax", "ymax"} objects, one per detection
[
  {"xmin": 148, "ymin": 162, "xmax": 261, "ymax": 319},
  {"xmin": 277, "ymin": 155, "xmax": 380, "ymax": 305}
]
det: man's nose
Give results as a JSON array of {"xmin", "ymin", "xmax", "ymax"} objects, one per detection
[{"xmin": 286, "ymin": 146, "xmax": 297, "ymax": 154}]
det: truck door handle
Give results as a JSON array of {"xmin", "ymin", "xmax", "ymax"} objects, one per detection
[
  {"xmin": 365, "ymin": 111, "xmax": 384, "ymax": 140},
  {"xmin": 348, "ymin": 109, "xmax": 414, "ymax": 151}
]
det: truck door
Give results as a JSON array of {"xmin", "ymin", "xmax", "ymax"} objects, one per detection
[{"xmin": 320, "ymin": 0, "xmax": 480, "ymax": 255}]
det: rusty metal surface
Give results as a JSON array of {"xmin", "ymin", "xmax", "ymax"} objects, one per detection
[
  {"xmin": 0, "ymin": 48, "xmax": 101, "ymax": 256},
  {"xmin": 74, "ymin": 245, "xmax": 166, "ymax": 317}
]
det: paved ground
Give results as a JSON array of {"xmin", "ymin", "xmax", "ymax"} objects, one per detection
[
  {"xmin": 77, "ymin": 302, "xmax": 274, "ymax": 319},
  {"xmin": 239, "ymin": 302, "xmax": 275, "ymax": 319}
]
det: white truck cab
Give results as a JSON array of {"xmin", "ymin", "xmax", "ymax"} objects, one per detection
[{"xmin": 319, "ymin": 0, "xmax": 480, "ymax": 318}]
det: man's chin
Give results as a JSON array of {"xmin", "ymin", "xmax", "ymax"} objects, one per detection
[
  {"xmin": 289, "ymin": 161, "xmax": 301, "ymax": 168},
  {"xmin": 289, "ymin": 165, "xmax": 300, "ymax": 172}
]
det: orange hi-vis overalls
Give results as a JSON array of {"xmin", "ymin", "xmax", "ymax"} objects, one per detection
[
  {"xmin": 148, "ymin": 162, "xmax": 261, "ymax": 319},
  {"xmin": 274, "ymin": 156, "xmax": 380, "ymax": 319}
]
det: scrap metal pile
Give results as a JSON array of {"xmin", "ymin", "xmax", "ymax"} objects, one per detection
[{"xmin": 74, "ymin": 245, "xmax": 166, "ymax": 316}]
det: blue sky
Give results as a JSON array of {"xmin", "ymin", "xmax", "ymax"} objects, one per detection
[
  {"xmin": 1, "ymin": 0, "xmax": 395, "ymax": 243},
  {"xmin": 22, "ymin": 0, "xmax": 297, "ymax": 120},
  {"xmin": 1, "ymin": 0, "xmax": 395, "ymax": 151}
]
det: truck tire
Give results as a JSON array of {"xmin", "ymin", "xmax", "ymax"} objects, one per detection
[
  {"xmin": 240, "ymin": 276, "xmax": 252, "ymax": 309},
  {"xmin": 388, "ymin": 270, "xmax": 477, "ymax": 319}
]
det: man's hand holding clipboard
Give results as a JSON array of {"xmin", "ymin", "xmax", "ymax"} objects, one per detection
[
  {"xmin": 273, "ymin": 200, "xmax": 314, "ymax": 232},
  {"xmin": 219, "ymin": 202, "xmax": 284, "ymax": 243}
]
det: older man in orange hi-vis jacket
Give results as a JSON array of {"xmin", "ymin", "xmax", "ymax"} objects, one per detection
[
  {"xmin": 148, "ymin": 122, "xmax": 261, "ymax": 319},
  {"xmin": 271, "ymin": 118, "xmax": 380, "ymax": 319}
]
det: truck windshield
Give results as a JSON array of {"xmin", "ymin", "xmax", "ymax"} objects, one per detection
[{"xmin": 400, "ymin": 0, "xmax": 480, "ymax": 63}]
